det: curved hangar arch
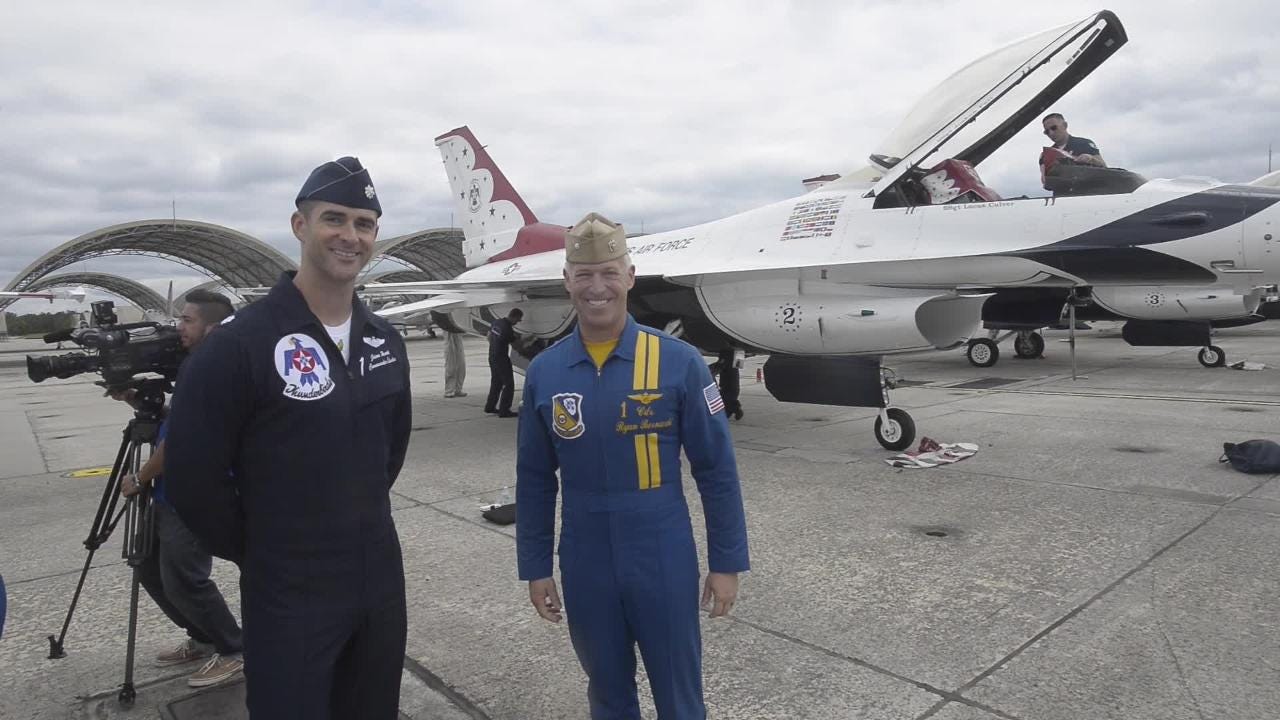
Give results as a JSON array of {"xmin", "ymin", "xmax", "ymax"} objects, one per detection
[
  {"xmin": 358, "ymin": 269, "xmax": 433, "ymax": 312},
  {"xmin": 3, "ymin": 219, "xmax": 296, "ymax": 299},
  {"xmin": 372, "ymin": 227, "xmax": 465, "ymax": 280},
  {"xmin": 13, "ymin": 271, "xmax": 169, "ymax": 315}
]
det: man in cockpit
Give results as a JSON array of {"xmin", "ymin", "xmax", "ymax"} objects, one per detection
[{"xmin": 1039, "ymin": 113, "xmax": 1105, "ymax": 190}]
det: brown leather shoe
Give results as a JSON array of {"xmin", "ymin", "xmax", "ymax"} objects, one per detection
[
  {"xmin": 188, "ymin": 653, "xmax": 245, "ymax": 688},
  {"xmin": 154, "ymin": 639, "xmax": 214, "ymax": 667}
]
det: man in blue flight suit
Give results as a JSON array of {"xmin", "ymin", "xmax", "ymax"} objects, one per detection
[
  {"xmin": 164, "ymin": 157, "xmax": 412, "ymax": 719},
  {"xmin": 516, "ymin": 213, "xmax": 750, "ymax": 719}
]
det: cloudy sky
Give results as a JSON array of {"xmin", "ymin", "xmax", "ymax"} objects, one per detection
[{"xmin": 2, "ymin": 0, "xmax": 1276, "ymax": 311}]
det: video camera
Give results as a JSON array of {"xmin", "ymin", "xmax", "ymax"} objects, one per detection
[{"xmin": 26, "ymin": 301, "xmax": 184, "ymax": 389}]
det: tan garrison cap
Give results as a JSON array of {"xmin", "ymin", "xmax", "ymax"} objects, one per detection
[{"xmin": 565, "ymin": 212, "xmax": 627, "ymax": 264}]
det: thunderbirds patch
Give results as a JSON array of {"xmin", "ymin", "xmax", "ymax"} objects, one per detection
[
  {"xmin": 274, "ymin": 333, "xmax": 335, "ymax": 401},
  {"xmin": 552, "ymin": 392, "xmax": 586, "ymax": 439}
]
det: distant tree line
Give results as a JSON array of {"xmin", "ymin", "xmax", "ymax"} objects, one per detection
[{"xmin": 5, "ymin": 311, "xmax": 80, "ymax": 337}]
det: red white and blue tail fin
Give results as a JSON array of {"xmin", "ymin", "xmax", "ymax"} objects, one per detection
[{"xmin": 434, "ymin": 126, "xmax": 566, "ymax": 268}]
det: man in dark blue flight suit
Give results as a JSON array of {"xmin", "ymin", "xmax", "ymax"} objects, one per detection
[
  {"xmin": 517, "ymin": 213, "xmax": 749, "ymax": 719},
  {"xmin": 165, "ymin": 157, "xmax": 412, "ymax": 719},
  {"xmin": 708, "ymin": 348, "xmax": 744, "ymax": 421},
  {"xmin": 1040, "ymin": 112, "xmax": 1106, "ymax": 190},
  {"xmin": 485, "ymin": 308, "xmax": 523, "ymax": 417}
]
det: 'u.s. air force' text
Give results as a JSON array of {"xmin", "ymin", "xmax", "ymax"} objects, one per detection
[{"xmin": 631, "ymin": 237, "xmax": 695, "ymax": 255}]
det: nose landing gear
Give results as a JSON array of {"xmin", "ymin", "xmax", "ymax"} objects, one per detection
[
  {"xmin": 874, "ymin": 367, "xmax": 915, "ymax": 451},
  {"xmin": 1197, "ymin": 345, "xmax": 1226, "ymax": 368},
  {"xmin": 762, "ymin": 355, "xmax": 917, "ymax": 451}
]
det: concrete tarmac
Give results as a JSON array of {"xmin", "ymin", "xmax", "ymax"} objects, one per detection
[{"xmin": 0, "ymin": 324, "xmax": 1277, "ymax": 719}]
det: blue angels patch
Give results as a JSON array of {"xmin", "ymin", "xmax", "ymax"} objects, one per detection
[{"xmin": 551, "ymin": 392, "xmax": 586, "ymax": 439}]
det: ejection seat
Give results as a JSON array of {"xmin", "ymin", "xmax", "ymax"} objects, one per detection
[
  {"xmin": 1041, "ymin": 148, "xmax": 1147, "ymax": 196},
  {"xmin": 919, "ymin": 159, "xmax": 1002, "ymax": 204},
  {"xmin": 872, "ymin": 158, "xmax": 1002, "ymax": 209}
]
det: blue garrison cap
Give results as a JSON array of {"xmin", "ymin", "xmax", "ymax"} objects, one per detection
[{"xmin": 295, "ymin": 156, "xmax": 382, "ymax": 217}]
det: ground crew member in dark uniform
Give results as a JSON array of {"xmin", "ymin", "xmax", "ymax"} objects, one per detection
[
  {"xmin": 485, "ymin": 308, "xmax": 522, "ymax": 417},
  {"xmin": 164, "ymin": 156, "xmax": 412, "ymax": 720},
  {"xmin": 517, "ymin": 213, "xmax": 749, "ymax": 719},
  {"xmin": 708, "ymin": 348, "xmax": 744, "ymax": 421}
]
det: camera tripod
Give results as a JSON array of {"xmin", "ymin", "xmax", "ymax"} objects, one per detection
[{"xmin": 47, "ymin": 379, "xmax": 169, "ymax": 707}]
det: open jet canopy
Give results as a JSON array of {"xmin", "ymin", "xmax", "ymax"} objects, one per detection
[{"xmin": 867, "ymin": 10, "xmax": 1127, "ymax": 198}]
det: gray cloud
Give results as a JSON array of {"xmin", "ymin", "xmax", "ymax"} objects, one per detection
[{"xmin": 3, "ymin": 0, "xmax": 1277, "ymax": 289}]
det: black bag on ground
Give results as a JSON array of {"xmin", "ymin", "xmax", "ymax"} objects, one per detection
[
  {"xmin": 482, "ymin": 502, "xmax": 517, "ymax": 526},
  {"xmin": 1220, "ymin": 440, "xmax": 1280, "ymax": 474}
]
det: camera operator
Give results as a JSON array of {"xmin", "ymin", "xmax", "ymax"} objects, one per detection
[{"xmin": 110, "ymin": 289, "xmax": 244, "ymax": 688}]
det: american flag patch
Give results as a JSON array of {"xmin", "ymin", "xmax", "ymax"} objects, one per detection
[{"xmin": 703, "ymin": 382, "xmax": 725, "ymax": 414}]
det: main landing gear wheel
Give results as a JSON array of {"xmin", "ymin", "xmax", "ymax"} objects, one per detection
[
  {"xmin": 875, "ymin": 407, "xmax": 916, "ymax": 451},
  {"xmin": 1197, "ymin": 345, "xmax": 1226, "ymax": 368},
  {"xmin": 965, "ymin": 338, "xmax": 999, "ymax": 368},
  {"xmin": 1013, "ymin": 331, "xmax": 1044, "ymax": 359}
]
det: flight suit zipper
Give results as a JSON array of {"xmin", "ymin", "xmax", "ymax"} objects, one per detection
[
  {"xmin": 313, "ymin": 319, "xmax": 366, "ymax": 590},
  {"xmin": 594, "ymin": 362, "xmax": 606, "ymax": 489},
  {"xmin": 592, "ymin": 354, "xmax": 622, "ymax": 586}
]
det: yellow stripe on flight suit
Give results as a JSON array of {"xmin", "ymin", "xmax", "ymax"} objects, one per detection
[
  {"xmin": 646, "ymin": 432, "xmax": 661, "ymax": 489},
  {"xmin": 632, "ymin": 332, "xmax": 663, "ymax": 490},
  {"xmin": 634, "ymin": 434, "xmax": 651, "ymax": 490},
  {"xmin": 645, "ymin": 333, "xmax": 660, "ymax": 390},
  {"xmin": 633, "ymin": 330, "xmax": 648, "ymax": 390}
]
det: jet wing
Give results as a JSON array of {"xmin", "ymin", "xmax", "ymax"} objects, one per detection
[
  {"xmin": 374, "ymin": 294, "xmax": 471, "ymax": 318},
  {"xmin": 362, "ymin": 274, "xmax": 563, "ymax": 319},
  {"xmin": 856, "ymin": 10, "xmax": 1127, "ymax": 199},
  {"xmin": 0, "ymin": 288, "xmax": 86, "ymax": 302},
  {"xmin": 363, "ymin": 276, "xmax": 565, "ymax": 303},
  {"xmin": 362, "ymin": 256, "xmax": 673, "ymax": 307}
]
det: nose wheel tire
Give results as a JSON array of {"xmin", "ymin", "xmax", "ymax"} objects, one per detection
[
  {"xmin": 1013, "ymin": 331, "xmax": 1045, "ymax": 359},
  {"xmin": 875, "ymin": 408, "xmax": 916, "ymax": 451},
  {"xmin": 965, "ymin": 338, "xmax": 999, "ymax": 368},
  {"xmin": 1197, "ymin": 345, "xmax": 1226, "ymax": 368}
]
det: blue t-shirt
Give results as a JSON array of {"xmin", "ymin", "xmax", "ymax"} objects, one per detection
[
  {"xmin": 150, "ymin": 361, "xmax": 189, "ymax": 507},
  {"xmin": 1041, "ymin": 135, "xmax": 1101, "ymax": 164}
]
